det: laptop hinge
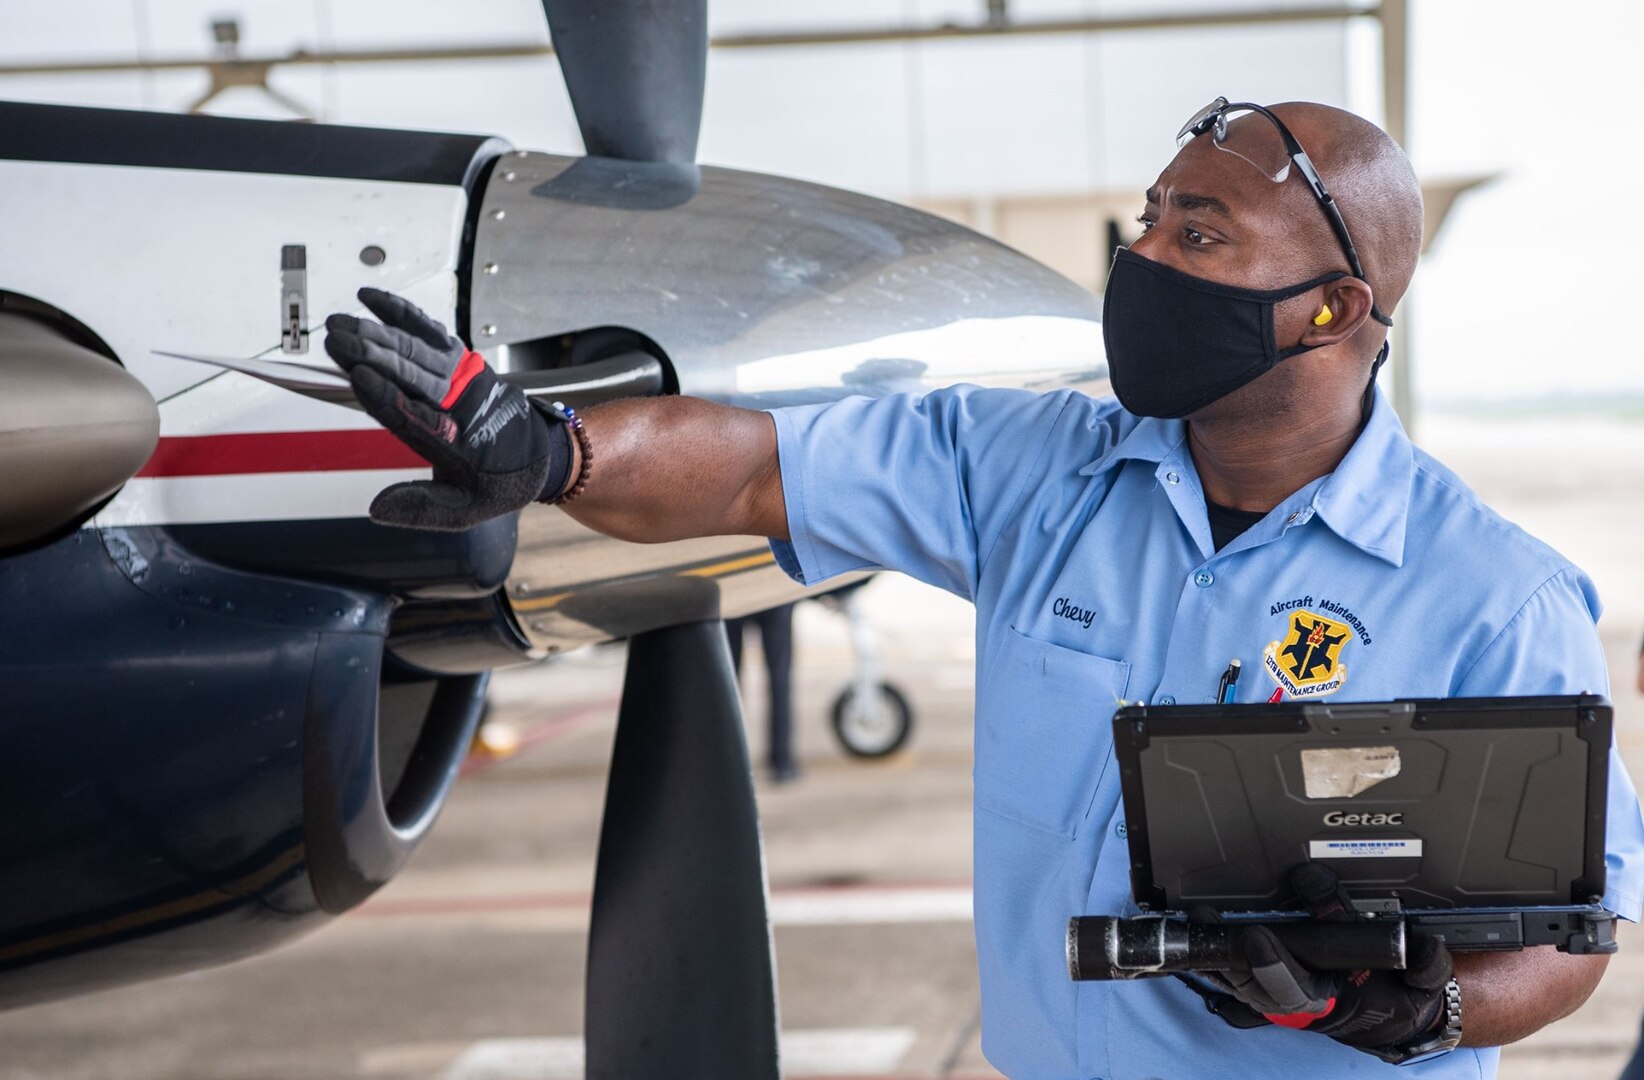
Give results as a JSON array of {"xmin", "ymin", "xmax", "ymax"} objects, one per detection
[{"xmin": 1301, "ymin": 702, "xmax": 1417, "ymax": 723}]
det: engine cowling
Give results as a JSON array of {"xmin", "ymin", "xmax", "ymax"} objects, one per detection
[{"xmin": 0, "ymin": 522, "xmax": 486, "ymax": 1009}]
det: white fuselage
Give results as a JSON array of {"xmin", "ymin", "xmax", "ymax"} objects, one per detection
[{"xmin": 0, "ymin": 157, "xmax": 462, "ymax": 526}]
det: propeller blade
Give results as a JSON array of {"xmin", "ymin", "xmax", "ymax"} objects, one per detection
[
  {"xmin": 542, "ymin": 0, "xmax": 707, "ymax": 164},
  {"xmin": 585, "ymin": 617, "xmax": 780, "ymax": 1079}
]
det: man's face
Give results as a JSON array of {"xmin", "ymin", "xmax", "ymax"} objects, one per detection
[
  {"xmin": 1124, "ymin": 116, "xmax": 1351, "ymax": 420},
  {"xmin": 1129, "ymin": 118, "xmax": 1339, "ymax": 296}
]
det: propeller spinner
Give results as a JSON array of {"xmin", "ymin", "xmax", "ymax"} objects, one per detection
[{"xmin": 0, "ymin": 312, "xmax": 158, "ymax": 551}]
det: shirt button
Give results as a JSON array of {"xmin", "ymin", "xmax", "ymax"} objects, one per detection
[
  {"xmin": 1158, "ymin": 695, "xmax": 1176, "ymax": 705},
  {"xmin": 1164, "ymin": 471, "xmax": 1180, "ymax": 484},
  {"xmin": 1194, "ymin": 569, "xmax": 1215, "ymax": 588}
]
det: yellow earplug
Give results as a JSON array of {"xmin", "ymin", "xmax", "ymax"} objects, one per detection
[{"xmin": 1312, "ymin": 305, "xmax": 1334, "ymax": 326}]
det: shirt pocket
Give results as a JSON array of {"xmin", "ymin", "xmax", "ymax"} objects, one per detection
[{"xmin": 975, "ymin": 626, "xmax": 1132, "ymax": 840}]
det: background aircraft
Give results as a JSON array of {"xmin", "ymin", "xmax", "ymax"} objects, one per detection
[{"xmin": 0, "ymin": 0, "xmax": 1102, "ymax": 1072}]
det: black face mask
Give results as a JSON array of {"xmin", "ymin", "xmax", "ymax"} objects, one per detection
[{"xmin": 1102, "ymin": 247, "xmax": 1348, "ymax": 419}]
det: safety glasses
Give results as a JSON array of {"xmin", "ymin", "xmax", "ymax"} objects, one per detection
[{"xmin": 1177, "ymin": 97, "xmax": 1392, "ymax": 327}]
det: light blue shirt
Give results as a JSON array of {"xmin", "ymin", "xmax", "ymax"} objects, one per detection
[{"xmin": 769, "ymin": 385, "xmax": 1644, "ymax": 1080}]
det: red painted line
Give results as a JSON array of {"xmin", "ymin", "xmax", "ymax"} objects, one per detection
[
  {"xmin": 135, "ymin": 429, "xmax": 428, "ymax": 477},
  {"xmin": 363, "ymin": 891, "xmax": 590, "ymax": 917},
  {"xmin": 359, "ymin": 879, "xmax": 974, "ymax": 919}
]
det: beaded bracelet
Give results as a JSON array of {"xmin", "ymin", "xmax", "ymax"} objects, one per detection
[{"xmin": 547, "ymin": 400, "xmax": 593, "ymax": 504}]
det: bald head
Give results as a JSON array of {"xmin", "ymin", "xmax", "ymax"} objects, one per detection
[
  {"xmin": 1136, "ymin": 100, "xmax": 1423, "ymax": 376},
  {"xmin": 1266, "ymin": 102, "xmax": 1424, "ymax": 314}
]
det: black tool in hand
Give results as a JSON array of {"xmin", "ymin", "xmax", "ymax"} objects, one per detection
[{"xmin": 1067, "ymin": 910, "xmax": 1405, "ymax": 981}]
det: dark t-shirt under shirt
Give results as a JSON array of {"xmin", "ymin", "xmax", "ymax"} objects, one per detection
[{"xmin": 1206, "ymin": 500, "xmax": 1268, "ymax": 552}]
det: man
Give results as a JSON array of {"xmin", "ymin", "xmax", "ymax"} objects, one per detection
[{"xmin": 324, "ymin": 100, "xmax": 1643, "ymax": 1078}]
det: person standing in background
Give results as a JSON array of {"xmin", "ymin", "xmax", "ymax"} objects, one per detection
[{"xmin": 726, "ymin": 603, "xmax": 800, "ymax": 783}]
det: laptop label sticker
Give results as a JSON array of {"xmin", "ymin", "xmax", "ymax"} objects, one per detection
[
  {"xmin": 1310, "ymin": 838, "xmax": 1423, "ymax": 859},
  {"xmin": 1301, "ymin": 746, "xmax": 1401, "ymax": 798}
]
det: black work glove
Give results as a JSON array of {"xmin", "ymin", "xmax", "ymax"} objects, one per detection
[
  {"xmin": 323, "ymin": 288, "xmax": 569, "ymax": 530},
  {"xmin": 1197, "ymin": 864, "xmax": 1453, "ymax": 1056}
]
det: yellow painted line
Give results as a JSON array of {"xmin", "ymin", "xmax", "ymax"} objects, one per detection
[
  {"xmin": 511, "ymin": 591, "xmax": 571, "ymax": 614},
  {"xmin": 511, "ymin": 550, "xmax": 777, "ymax": 613},
  {"xmin": 681, "ymin": 551, "xmax": 776, "ymax": 578},
  {"xmin": 0, "ymin": 844, "xmax": 306, "ymax": 964}
]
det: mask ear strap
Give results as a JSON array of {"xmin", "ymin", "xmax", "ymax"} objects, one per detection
[
  {"xmin": 1278, "ymin": 316, "xmax": 1393, "ymax": 381},
  {"xmin": 1292, "ymin": 273, "xmax": 1393, "ymax": 326},
  {"xmin": 1273, "ymin": 270, "xmax": 1355, "ymax": 362},
  {"xmin": 1278, "ymin": 274, "xmax": 1388, "ymax": 362}
]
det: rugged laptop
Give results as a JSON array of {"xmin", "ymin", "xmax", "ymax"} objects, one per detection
[{"xmin": 1070, "ymin": 695, "xmax": 1618, "ymax": 980}]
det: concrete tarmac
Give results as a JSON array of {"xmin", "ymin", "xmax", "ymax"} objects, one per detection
[{"xmin": 0, "ymin": 408, "xmax": 1641, "ymax": 1079}]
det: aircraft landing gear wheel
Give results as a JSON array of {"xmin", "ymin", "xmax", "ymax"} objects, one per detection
[{"xmin": 830, "ymin": 682, "xmax": 912, "ymax": 758}]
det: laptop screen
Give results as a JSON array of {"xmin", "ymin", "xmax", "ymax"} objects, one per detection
[{"xmin": 1113, "ymin": 695, "xmax": 1610, "ymax": 913}]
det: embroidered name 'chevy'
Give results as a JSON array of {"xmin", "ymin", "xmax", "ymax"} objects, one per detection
[{"xmin": 1051, "ymin": 596, "xmax": 1096, "ymax": 629}]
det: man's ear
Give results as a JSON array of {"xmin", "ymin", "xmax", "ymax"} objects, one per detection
[{"xmin": 1296, "ymin": 278, "xmax": 1375, "ymax": 348}]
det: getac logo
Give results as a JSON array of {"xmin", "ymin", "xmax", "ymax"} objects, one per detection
[{"xmin": 1323, "ymin": 811, "xmax": 1403, "ymax": 827}]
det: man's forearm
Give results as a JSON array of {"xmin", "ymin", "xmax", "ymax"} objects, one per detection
[
  {"xmin": 555, "ymin": 396, "xmax": 788, "ymax": 544},
  {"xmin": 1453, "ymin": 947, "xmax": 1607, "ymax": 1047}
]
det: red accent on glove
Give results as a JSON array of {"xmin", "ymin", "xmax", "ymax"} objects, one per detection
[
  {"xmin": 441, "ymin": 349, "xmax": 487, "ymax": 408},
  {"xmin": 1264, "ymin": 997, "xmax": 1337, "ymax": 1029}
]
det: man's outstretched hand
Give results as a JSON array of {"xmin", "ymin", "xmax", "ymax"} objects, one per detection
[
  {"xmin": 1197, "ymin": 863, "xmax": 1454, "ymax": 1059},
  {"xmin": 324, "ymin": 288, "xmax": 566, "ymax": 530}
]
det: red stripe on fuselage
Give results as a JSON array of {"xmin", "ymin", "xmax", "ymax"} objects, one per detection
[{"xmin": 135, "ymin": 430, "xmax": 428, "ymax": 477}]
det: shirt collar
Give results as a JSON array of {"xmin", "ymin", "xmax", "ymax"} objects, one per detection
[
  {"xmin": 1309, "ymin": 386, "xmax": 1413, "ymax": 566},
  {"xmin": 1077, "ymin": 387, "xmax": 1413, "ymax": 566},
  {"xmin": 1078, "ymin": 413, "xmax": 1185, "ymax": 476}
]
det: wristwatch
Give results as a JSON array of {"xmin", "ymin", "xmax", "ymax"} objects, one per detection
[{"xmin": 1372, "ymin": 977, "xmax": 1463, "ymax": 1065}]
